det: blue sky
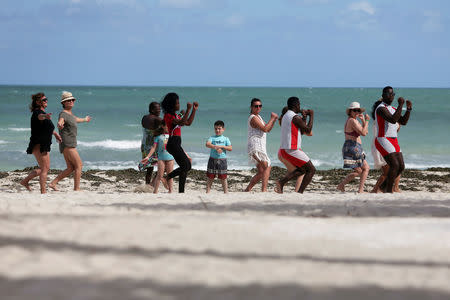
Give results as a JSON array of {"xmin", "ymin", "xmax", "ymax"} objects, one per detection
[{"xmin": 1, "ymin": 0, "xmax": 449, "ymax": 87}]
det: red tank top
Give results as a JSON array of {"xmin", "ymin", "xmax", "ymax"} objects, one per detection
[{"xmin": 164, "ymin": 113, "xmax": 181, "ymax": 136}]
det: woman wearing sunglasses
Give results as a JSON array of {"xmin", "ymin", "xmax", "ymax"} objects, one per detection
[
  {"xmin": 245, "ymin": 98, "xmax": 278, "ymax": 192},
  {"xmin": 21, "ymin": 93, "xmax": 62, "ymax": 193},
  {"xmin": 337, "ymin": 101, "xmax": 370, "ymax": 193},
  {"xmin": 49, "ymin": 91, "xmax": 91, "ymax": 191}
]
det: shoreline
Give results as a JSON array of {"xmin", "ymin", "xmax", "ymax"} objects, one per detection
[{"xmin": 1, "ymin": 167, "xmax": 449, "ymax": 194}]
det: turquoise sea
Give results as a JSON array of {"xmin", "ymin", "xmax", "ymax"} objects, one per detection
[{"xmin": 1, "ymin": 85, "xmax": 449, "ymax": 171}]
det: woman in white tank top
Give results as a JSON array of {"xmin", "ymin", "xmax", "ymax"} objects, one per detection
[{"xmin": 245, "ymin": 98, "xmax": 278, "ymax": 192}]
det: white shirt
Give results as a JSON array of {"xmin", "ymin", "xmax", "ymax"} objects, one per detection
[{"xmin": 247, "ymin": 114, "xmax": 267, "ymax": 154}]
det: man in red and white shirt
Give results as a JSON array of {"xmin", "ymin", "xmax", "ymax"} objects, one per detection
[
  {"xmin": 375, "ymin": 86, "xmax": 412, "ymax": 193},
  {"xmin": 276, "ymin": 97, "xmax": 316, "ymax": 194}
]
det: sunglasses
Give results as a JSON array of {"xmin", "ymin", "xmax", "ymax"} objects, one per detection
[
  {"xmin": 252, "ymin": 105, "xmax": 262, "ymax": 108},
  {"xmin": 41, "ymin": 98, "xmax": 48, "ymax": 102},
  {"xmin": 65, "ymin": 99, "xmax": 76, "ymax": 102},
  {"xmin": 352, "ymin": 109, "xmax": 361, "ymax": 113}
]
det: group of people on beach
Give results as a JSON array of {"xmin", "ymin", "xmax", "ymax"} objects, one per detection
[
  {"xmin": 249, "ymin": 86, "xmax": 411, "ymax": 195},
  {"xmin": 21, "ymin": 86, "xmax": 412, "ymax": 194},
  {"xmin": 20, "ymin": 91, "xmax": 91, "ymax": 194}
]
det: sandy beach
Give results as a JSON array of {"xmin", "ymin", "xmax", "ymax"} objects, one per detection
[{"xmin": 1, "ymin": 168, "xmax": 449, "ymax": 299}]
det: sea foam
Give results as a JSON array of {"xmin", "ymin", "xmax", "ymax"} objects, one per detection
[
  {"xmin": 83, "ymin": 160, "xmax": 138, "ymax": 170},
  {"xmin": 78, "ymin": 139, "xmax": 140, "ymax": 150},
  {"xmin": 8, "ymin": 127, "xmax": 29, "ymax": 132}
]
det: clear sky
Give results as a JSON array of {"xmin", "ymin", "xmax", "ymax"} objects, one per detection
[{"xmin": 1, "ymin": 0, "xmax": 449, "ymax": 87}]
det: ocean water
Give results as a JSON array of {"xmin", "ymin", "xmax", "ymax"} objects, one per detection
[{"xmin": 1, "ymin": 85, "xmax": 449, "ymax": 171}]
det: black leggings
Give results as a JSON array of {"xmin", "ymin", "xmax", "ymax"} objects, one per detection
[{"xmin": 166, "ymin": 136, "xmax": 191, "ymax": 193}]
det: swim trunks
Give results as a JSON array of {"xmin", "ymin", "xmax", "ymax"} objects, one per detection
[
  {"xmin": 278, "ymin": 148, "xmax": 309, "ymax": 168},
  {"xmin": 374, "ymin": 137, "xmax": 401, "ymax": 157},
  {"xmin": 206, "ymin": 157, "xmax": 227, "ymax": 179}
]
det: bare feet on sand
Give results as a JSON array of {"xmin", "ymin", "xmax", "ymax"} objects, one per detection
[
  {"xmin": 19, "ymin": 180, "xmax": 32, "ymax": 191},
  {"xmin": 161, "ymin": 176, "xmax": 169, "ymax": 190},
  {"xmin": 336, "ymin": 184, "xmax": 345, "ymax": 192},
  {"xmin": 274, "ymin": 181, "xmax": 283, "ymax": 194},
  {"xmin": 48, "ymin": 183, "xmax": 59, "ymax": 191}
]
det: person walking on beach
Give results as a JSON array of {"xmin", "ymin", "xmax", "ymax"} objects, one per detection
[
  {"xmin": 278, "ymin": 106, "xmax": 303, "ymax": 192},
  {"xmin": 336, "ymin": 102, "xmax": 370, "ymax": 193},
  {"xmin": 371, "ymin": 123, "xmax": 402, "ymax": 193},
  {"xmin": 205, "ymin": 120, "xmax": 232, "ymax": 193},
  {"xmin": 245, "ymin": 98, "xmax": 278, "ymax": 192},
  {"xmin": 161, "ymin": 92, "xmax": 198, "ymax": 193},
  {"xmin": 20, "ymin": 93, "xmax": 62, "ymax": 193},
  {"xmin": 49, "ymin": 91, "xmax": 91, "ymax": 191},
  {"xmin": 140, "ymin": 101, "xmax": 162, "ymax": 185},
  {"xmin": 373, "ymin": 86, "xmax": 412, "ymax": 193},
  {"xmin": 277, "ymin": 106, "xmax": 313, "ymax": 192},
  {"xmin": 141, "ymin": 120, "xmax": 174, "ymax": 193},
  {"xmin": 275, "ymin": 97, "xmax": 315, "ymax": 194}
]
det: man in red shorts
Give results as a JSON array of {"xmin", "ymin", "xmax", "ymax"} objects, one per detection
[
  {"xmin": 374, "ymin": 86, "xmax": 412, "ymax": 193},
  {"xmin": 276, "ymin": 97, "xmax": 315, "ymax": 194}
]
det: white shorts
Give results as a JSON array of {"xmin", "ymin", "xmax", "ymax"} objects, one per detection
[{"xmin": 249, "ymin": 150, "xmax": 271, "ymax": 166}]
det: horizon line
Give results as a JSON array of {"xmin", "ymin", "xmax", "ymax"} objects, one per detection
[{"xmin": 1, "ymin": 83, "xmax": 449, "ymax": 89}]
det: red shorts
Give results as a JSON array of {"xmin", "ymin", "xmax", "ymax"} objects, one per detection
[
  {"xmin": 206, "ymin": 172, "xmax": 227, "ymax": 179},
  {"xmin": 278, "ymin": 148, "xmax": 309, "ymax": 168},
  {"xmin": 375, "ymin": 137, "xmax": 401, "ymax": 157}
]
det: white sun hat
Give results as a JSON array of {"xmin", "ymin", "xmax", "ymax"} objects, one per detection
[
  {"xmin": 346, "ymin": 101, "xmax": 365, "ymax": 114},
  {"xmin": 61, "ymin": 91, "xmax": 76, "ymax": 103}
]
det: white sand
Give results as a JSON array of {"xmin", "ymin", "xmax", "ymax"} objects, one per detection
[{"xmin": 0, "ymin": 189, "xmax": 449, "ymax": 300}]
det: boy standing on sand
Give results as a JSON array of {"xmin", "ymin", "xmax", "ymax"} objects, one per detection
[{"xmin": 205, "ymin": 120, "xmax": 232, "ymax": 193}]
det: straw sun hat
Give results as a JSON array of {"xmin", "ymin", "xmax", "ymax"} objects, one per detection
[
  {"xmin": 61, "ymin": 91, "xmax": 76, "ymax": 103},
  {"xmin": 346, "ymin": 101, "xmax": 365, "ymax": 114}
]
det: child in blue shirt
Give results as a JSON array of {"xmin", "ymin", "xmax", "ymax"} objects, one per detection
[
  {"xmin": 205, "ymin": 120, "xmax": 232, "ymax": 193},
  {"xmin": 141, "ymin": 121, "xmax": 174, "ymax": 193}
]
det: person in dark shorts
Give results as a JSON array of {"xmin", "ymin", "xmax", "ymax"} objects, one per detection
[
  {"xmin": 20, "ymin": 93, "xmax": 62, "ymax": 194},
  {"xmin": 205, "ymin": 120, "xmax": 232, "ymax": 193},
  {"xmin": 336, "ymin": 101, "xmax": 371, "ymax": 193}
]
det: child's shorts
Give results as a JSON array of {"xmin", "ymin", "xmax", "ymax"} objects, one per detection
[{"xmin": 206, "ymin": 157, "xmax": 228, "ymax": 179}]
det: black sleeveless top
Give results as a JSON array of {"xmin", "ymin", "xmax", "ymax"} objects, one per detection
[{"xmin": 26, "ymin": 109, "xmax": 55, "ymax": 154}]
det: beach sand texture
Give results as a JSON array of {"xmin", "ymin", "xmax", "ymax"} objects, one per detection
[{"xmin": 0, "ymin": 168, "xmax": 449, "ymax": 299}]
